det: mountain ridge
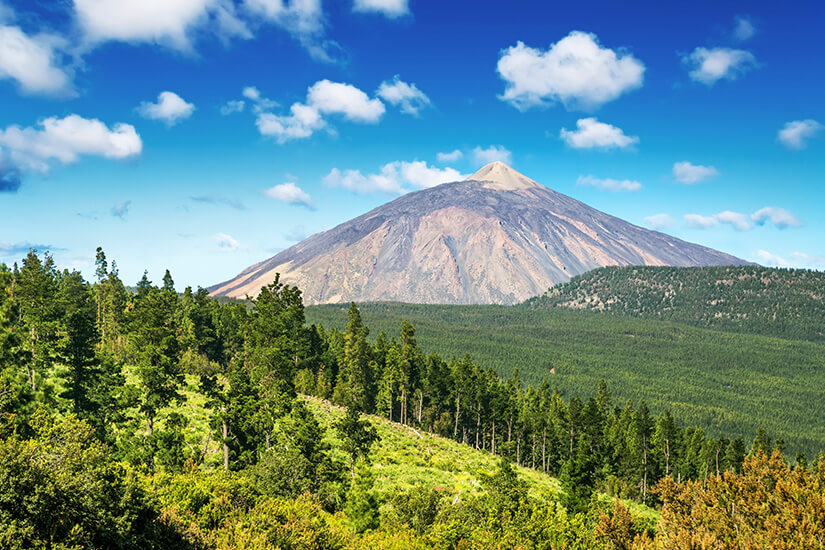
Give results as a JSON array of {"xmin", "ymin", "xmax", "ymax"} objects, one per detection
[{"xmin": 211, "ymin": 162, "xmax": 749, "ymax": 304}]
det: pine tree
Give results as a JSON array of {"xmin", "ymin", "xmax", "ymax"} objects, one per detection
[
  {"xmin": 333, "ymin": 303, "xmax": 374, "ymax": 411},
  {"xmin": 128, "ymin": 280, "xmax": 182, "ymax": 472},
  {"xmin": 344, "ymin": 462, "xmax": 379, "ymax": 533},
  {"xmin": 335, "ymin": 404, "xmax": 379, "ymax": 477}
]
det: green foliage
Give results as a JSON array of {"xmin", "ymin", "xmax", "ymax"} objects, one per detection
[
  {"xmin": 1, "ymin": 249, "xmax": 821, "ymax": 548},
  {"xmin": 0, "ymin": 412, "xmax": 186, "ymax": 549},
  {"xmin": 335, "ymin": 404, "xmax": 379, "ymax": 476},
  {"xmin": 249, "ymin": 399, "xmax": 345, "ymax": 510},
  {"xmin": 344, "ymin": 463, "xmax": 380, "ymax": 533}
]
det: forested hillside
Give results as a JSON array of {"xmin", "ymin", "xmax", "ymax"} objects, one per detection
[
  {"xmin": 524, "ymin": 265, "xmax": 825, "ymax": 344},
  {"xmin": 306, "ymin": 303, "xmax": 825, "ymax": 455},
  {"xmin": 1, "ymin": 249, "xmax": 823, "ymax": 548}
]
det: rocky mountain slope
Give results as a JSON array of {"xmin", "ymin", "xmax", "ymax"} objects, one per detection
[{"xmin": 211, "ymin": 162, "xmax": 748, "ymax": 304}]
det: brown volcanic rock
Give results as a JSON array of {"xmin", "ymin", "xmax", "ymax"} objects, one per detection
[{"xmin": 210, "ymin": 162, "xmax": 749, "ymax": 304}]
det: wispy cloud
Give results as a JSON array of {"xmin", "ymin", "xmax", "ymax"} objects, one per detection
[
  {"xmin": 644, "ymin": 213, "xmax": 674, "ymax": 230},
  {"xmin": 437, "ymin": 150, "xmax": 463, "ymax": 163},
  {"xmin": 577, "ymin": 175, "xmax": 642, "ymax": 192},
  {"xmin": 0, "ymin": 241, "xmax": 64, "ymax": 258},
  {"xmin": 733, "ymin": 16, "xmax": 756, "ymax": 41},
  {"xmin": 673, "ymin": 161, "xmax": 718, "ymax": 184},
  {"xmin": 284, "ymin": 225, "xmax": 308, "ymax": 241},
  {"xmin": 353, "ymin": 0, "xmax": 410, "ymax": 18},
  {"xmin": 683, "ymin": 47, "xmax": 757, "ymax": 85},
  {"xmin": 111, "ymin": 200, "xmax": 131, "ymax": 219},
  {"xmin": 684, "ymin": 207, "xmax": 802, "ymax": 231},
  {"xmin": 472, "ymin": 145, "xmax": 512, "ymax": 166},
  {"xmin": 190, "ymin": 195, "xmax": 245, "ymax": 210},
  {"xmin": 324, "ymin": 160, "xmax": 466, "ymax": 195}
]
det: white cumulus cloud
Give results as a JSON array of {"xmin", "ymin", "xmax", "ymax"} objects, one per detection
[
  {"xmin": 215, "ymin": 232, "xmax": 240, "ymax": 252},
  {"xmin": 751, "ymin": 207, "xmax": 803, "ymax": 229},
  {"xmin": 307, "ymin": 79, "xmax": 385, "ymax": 122},
  {"xmin": 644, "ymin": 213, "xmax": 674, "ymax": 230},
  {"xmin": 684, "ymin": 214, "xmax": 718, "ymax": 229},
  {"xmin": 559, "ymin": 117, "xmax": 638, "ymax": 150},
  {"xmin": 685, "ymin": 207, "xmax": 802, "ymax": 231},
  {"xmin": 353, "ymin": 0, "xmax": 409, "ymax": 18},
  {"xmin": 137, "ymin": 91, "xmax": 195, "ymax": 126},
  {"xmin": 263, "ymin": 181, "xmax": 314, "ymax": 208},
  {"xmin": 777, "ymin": 119, "xmax": 822, "ymax": 150},
  {"xmin": 672, "ymin": 161, "xmax": 718, "ymax": 184},
  {"xmin": 377, "ymin": 75, "xmax": 431, "ymax": 116},
  {"xmin": 437, "ymin": 149, "xmax": 463, "ymax": 163},
  {"xmin": 324, "ymin": 160, "xmax": 465, "ymax": 195},
  {"xmin": 497, "ymin": 31, "xmax": 645, "ymax": 111},
  {"xmin": 256, "ymin": 80, "xmax": 385, "ymax": 143},
  {"xmin": 716, "ymin": 210, "xmax": 752, "ymax": 231},
  {"xmin": 74, "ymin": 0, "xmax": 250, "ymax": 50},
  {"xmin": 577, "ymin": 175, "xmax": 641, "ymax": 192},
  {"xmin": 472, "ymin": 145, "xmax": 512, "ymax": 166},
  {"xmin": 0, "ymin": 114, "xmax": 142, "ymax": 174},
  {"xmin": 0, "ymin": 25, "xmax": 73, "ymax": 96},
  {"xmin": 683, "ymin": 47, "xmax": 756, "ymax": 85}
]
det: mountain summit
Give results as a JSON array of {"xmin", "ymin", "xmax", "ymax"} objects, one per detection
[
  {"xmin": 465, "ymin": 161, "xmax": 543, "ymax": 191},
  {"xmin": 210, "ymin": 162, "xmax": 748, "ymax": 304}
]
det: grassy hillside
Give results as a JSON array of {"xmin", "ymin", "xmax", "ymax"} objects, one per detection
[
  {"xmin": 162, "ymin": 382, "xmax": 657, "ymax": 521},
  {"xmin": 306, "ymin": 303, "xmax": 825, "ymax": 455},
  {"xmin": 302, "ymin": 396, "xmax": 658, "ymax": 521},
  {"xmin": 524, "ymin": 265, "xmax": 825, "ymax": 344}
]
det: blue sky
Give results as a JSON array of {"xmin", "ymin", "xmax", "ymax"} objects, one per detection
[{"xmin": 0, "ymin": 0, "xmax": 823, "ymax": 289}]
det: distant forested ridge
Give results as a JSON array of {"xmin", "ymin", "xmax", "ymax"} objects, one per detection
[
  {"xmin": 1, "ymin": 249, "xmax": 823, "ymax": 548},
  {"xmin": 524, "ymin": 265, "xmax": 825, "ymax": 344}
]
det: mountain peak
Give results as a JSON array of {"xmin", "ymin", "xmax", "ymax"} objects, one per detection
[
  {"xmin": 211, "ymin": 161, "xmax": 748, "ymax": 304},
  {"xmin": 465, "ymin": 161, "xmax": 543, "ymax": 190}
]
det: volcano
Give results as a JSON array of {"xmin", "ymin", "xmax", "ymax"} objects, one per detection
[{"xmin": 210, "ymin": 162, "xmax": 748, "ymax": 304}]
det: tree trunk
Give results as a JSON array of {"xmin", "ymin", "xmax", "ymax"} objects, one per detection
[
  {"xmin": 147, "ymin": 416, "xmax": 155, "ymax": 473},
  {"xmin": 417, "ymin": 391, "xmax": 423, "ymax": 425},
  {"xmin": 542, "ymin": 428, "xmax": 547, "ymax": 472},
  {"xmin": 642, "ymin": 434, "xmax": 648, "ymax": 502},
  {"xmin": 454, "ymin": 392, "xmax": 461, "ymax": 439},
  {"xmin": 475, "ymin": 405, "xmax": 481, "ymax": 450},
  {"xmin": 401, "ymin": 386, "xmax": 407, "ymax": 425},
  {"xmin": 491, "ymin": 421, "xmax": 496, "ymax": 455},
  {"xmin": 222, "ymin": 420, "xmax": 230, "ymax": 471}
]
